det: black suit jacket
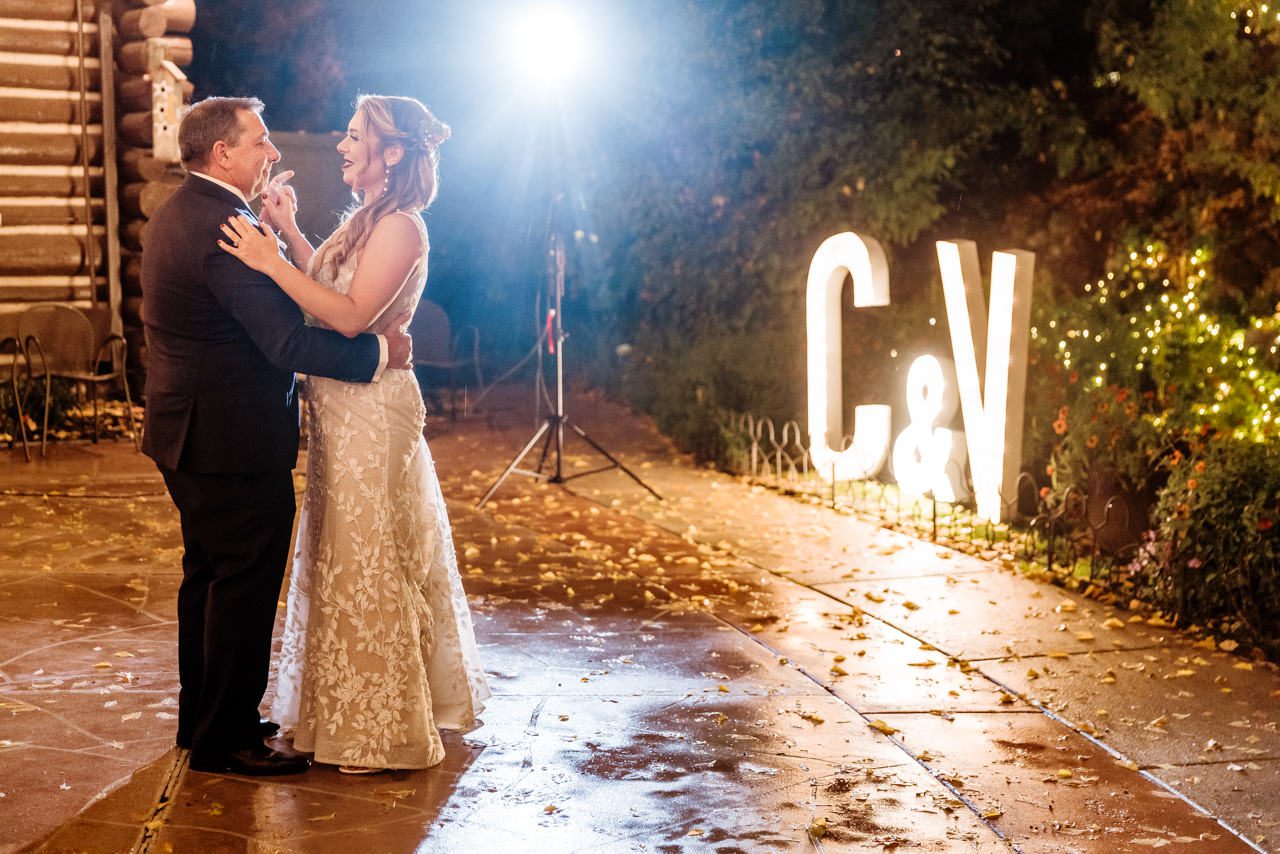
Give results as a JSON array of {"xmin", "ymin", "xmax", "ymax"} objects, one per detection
[{"xmin": 141, "ymin": 175, "xmax": 380, "ymax": 473}]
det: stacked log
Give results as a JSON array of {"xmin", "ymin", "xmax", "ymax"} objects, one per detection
[
  {"xmin": 0, "ymin": 0, "xmax": 106, "ymax": 333},
  {"xmin": 111, "ymin": 0, "xmax": 197, "ymax": 374}
]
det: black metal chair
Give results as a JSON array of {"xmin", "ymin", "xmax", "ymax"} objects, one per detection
[
  {"xmin": 407, "ymin": 298, "xmax": 482, "ymax": 418},
  {"xmin": 1, "ymin": 336, "xmax": 32, "ymax": 461},
  {"xmin": 18, "ymin": 304, "xmax": 139, "ymax": 456}
]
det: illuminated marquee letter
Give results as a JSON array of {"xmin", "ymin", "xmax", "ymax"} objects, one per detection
[
  {"xmin": 892, "ymin": 355, "xmax": 969, "ymax": 503},
  {"xmin": 806, "ymin": 232, "xmax": 892, "ymax": 481},
  {"xmin": 936, "ymin": 240, "xmax": 1035, "ymax": 522}
]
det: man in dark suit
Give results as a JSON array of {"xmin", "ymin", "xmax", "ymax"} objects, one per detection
[{"xmin": 141, "ymin": 96, "xmax": 410, "ymax": 776}]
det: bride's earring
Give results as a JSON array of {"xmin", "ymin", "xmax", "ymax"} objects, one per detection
[{"xmin": 383, "ymin": 164, "xmax": 390, "ymax": 195}]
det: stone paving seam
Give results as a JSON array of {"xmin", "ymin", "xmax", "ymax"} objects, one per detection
[
  {"xmin": 836, "ymin": 572, "xmax": 1272, "ymax": 852},
  {"xmin": 0, "ymin": 691, "xmax": 119, "ymax": 747},
  {"xmin": 0, "ymin": 621, "xmax": 176, "ymax": 669},
  {"xmin": 707, "ymin": 614, "xmax": 1020, "ymax": 852},
  {"xmin": 41, "ymin": 578, "xmax": 170, "ymax": 624},
  {"xmin": 1154, "ymin": 756, "xmax": 1280, "ymax": 769},
  {"xmin": 132, "ymin": 749, "xmax": 186, "ymax": 854},
  {"xmin": 1024, "ymin": 696, "xmax": 1271, "ymax": 853},
  {"xmin": 563, "ymin": 481, "xmax": 1268, "ymax": 853},
  {"xmin": 959, "ymin": 644, "xmax": 1168, "ymax": 663}
]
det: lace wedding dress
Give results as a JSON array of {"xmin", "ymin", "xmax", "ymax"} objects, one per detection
[{"xmin": 271, "ymin": 212, "xmax": 490, "ymax": 769}]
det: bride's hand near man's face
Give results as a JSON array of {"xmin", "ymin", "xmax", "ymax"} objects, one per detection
[{"xmin": 218, "ymin": 215, "xmax": 284, "ymax": 276}]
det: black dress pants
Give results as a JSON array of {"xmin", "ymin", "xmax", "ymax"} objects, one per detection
[{"xmin": 158, "ymin": 465, "xmax": 295, "ymax": 758}]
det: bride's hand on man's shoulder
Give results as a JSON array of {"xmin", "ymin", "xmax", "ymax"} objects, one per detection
[{"xmin": 218, "ymin": 214, "xmax": 283, "ymax": 275}]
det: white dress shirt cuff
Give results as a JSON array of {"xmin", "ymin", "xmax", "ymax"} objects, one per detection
[{"xmin": 372, "ymin": 335, "xmax": 389, "ymax": 381}]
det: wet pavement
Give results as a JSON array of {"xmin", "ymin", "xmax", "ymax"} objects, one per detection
[{"xmin": 1, "ymin": 386, "xmax": 1277, "ymax": 852}]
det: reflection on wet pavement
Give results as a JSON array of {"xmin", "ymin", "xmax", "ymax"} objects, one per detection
[{"xmin": 3, "ymin": 388, "xmax": 1277, "ymax": 852}]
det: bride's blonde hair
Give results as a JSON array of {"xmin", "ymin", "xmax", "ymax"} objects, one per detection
[{"xmin": 312, "ymin": 94, "xmax": 450, "ymax": 280}]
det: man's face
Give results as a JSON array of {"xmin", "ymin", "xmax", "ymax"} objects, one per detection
[{"xmin": 220, "ymin": 110, "xmax": 280, "ymax": 199}]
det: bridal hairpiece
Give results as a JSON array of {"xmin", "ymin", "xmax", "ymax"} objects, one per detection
[{"xmin": 419, "ymin": 121, "xmax": 450, "ymax": 150}]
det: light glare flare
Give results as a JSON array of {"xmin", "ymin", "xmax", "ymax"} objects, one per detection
[{"xmin": 509, "ymin": 5, "xmax": 584, "ymax": 89}]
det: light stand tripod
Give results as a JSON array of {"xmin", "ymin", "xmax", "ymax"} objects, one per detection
[{"xmin": 475, "ymin": 232, "xmax": 662, "ymax": 508}]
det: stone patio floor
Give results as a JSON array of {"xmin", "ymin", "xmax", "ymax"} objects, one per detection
[{"xmin": 1, "ymin": 386, "xmax": 1277, "ymax": 853}]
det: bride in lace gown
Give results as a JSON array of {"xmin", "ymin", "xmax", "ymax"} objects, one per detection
[{"xmin": 219, "ymin": 94, "xmax": 489, "ymax": 772}]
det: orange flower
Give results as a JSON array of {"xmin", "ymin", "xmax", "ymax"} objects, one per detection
[
  {"xmin": 1260, "ymin": 519, "xmax": 1275, "ymax": 531},
  {"xmin": 1187, "ymin": 478, "xmax": 1198, "ymax": 490},
  {"xmin": 1053, "ymin": 418, "xmax": 1068, "ymax": 436},
  {"xmin": 1045, "ymin": 464, "xmax": 1055, "ymax": 477},
  {"xmin": 1194, "ymin": 461, "xmax": 1205, "ymax": 473},
  {"xmin": 1115, "ymin": 388, "xmax": 1130, "ymax": 403},
  {"xmin": 1170, "ymin": 450, "xmax": 1183, "ymax": 467},
  {"xmin": 1039, "ymin": 486, "xmax": 1051, "ymax": 499},
  {"xmin": 1087, "ymin": 434, "xmax": 1099, "ymax": 448}
]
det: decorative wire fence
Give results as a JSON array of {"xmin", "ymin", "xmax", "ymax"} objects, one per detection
[{"xmin": 717, "ymin": 410, "xmax": 1147, "ymax": 591}]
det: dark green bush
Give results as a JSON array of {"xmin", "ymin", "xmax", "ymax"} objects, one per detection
[{"xmin": 1138, "ymin": 438, "xmax": 1280, "ymax": 652}]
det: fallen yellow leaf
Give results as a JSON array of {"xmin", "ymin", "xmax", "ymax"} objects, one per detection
[{"xmin": 868, "ymin": 719, "xmax": 898, "ymax": 735}]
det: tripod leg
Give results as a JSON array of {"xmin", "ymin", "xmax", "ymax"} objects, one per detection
[
  {"xmin": 476, "ymin": 420, "xmax": 551, "ymax": 508},
  {"xmin": 566, "ymin": 420, "xmax": 663, "ymax": 500},
  {"xmin": 532, "ymin": 416, "xmax": 557, "ymax": 477}
]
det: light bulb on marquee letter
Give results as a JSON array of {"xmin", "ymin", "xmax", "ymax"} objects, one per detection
[
  {"xmin": 806, "ymin": 232, "xmax": 891, "ymax": 481},
  {"xmin": 892, "ymin": 355, "xmax": 969, "ymax": 503},
  {"xmin": 936, "ymin": 240, "xmax": 1035, "ymax": 522}
]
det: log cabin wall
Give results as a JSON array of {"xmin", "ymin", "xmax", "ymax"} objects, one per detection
[
  {"xmin": 0, "ymin": 0, "xmax": 195, "ymax": 385},
  {"xmin": 112, "ymin": 0, "xmax": 195, "ymax": 381}
]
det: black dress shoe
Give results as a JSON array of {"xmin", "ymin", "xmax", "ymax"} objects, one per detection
[
  {"xmin": 189, "ymin": 744, "xmax": 310, "ymax": 776},
  {"xmin": 177, "ymin": 719, "xmax": 279, "ymax": 750}
]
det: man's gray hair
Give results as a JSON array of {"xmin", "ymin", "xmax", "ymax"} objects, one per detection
[{"xmin": 178, "ymin": 96, "xmax": 265, "ymax": 169}]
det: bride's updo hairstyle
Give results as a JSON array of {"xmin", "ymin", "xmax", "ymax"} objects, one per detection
[{"xmin": 313, "ymin": 94, "xmax": 450, "ymax": 280}]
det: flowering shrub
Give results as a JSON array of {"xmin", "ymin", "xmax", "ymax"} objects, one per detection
[
  {"xmin": 1030, "ymin": 243, "xmax": 1280, "ymax": 493},
  {"xmin": 1028, "ymin": 241, "xmax": 1280, "ymax": 646},
  {"xmin": 1140, "ymin": 437, "xmax": 1280, "ymax": 647}
]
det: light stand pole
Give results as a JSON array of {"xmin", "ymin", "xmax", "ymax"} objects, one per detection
[{"xmin": 476, "ymin": 230, "xmax": 662, "ymax": 508}]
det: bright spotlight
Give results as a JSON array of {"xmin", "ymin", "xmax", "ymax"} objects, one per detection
[{"xmin": 509, "ymin": 5, "xmax": 583, "ymax": 89}]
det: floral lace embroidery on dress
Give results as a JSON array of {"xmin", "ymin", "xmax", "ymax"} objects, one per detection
[{"xmin": 271, "ymin": 212, "xmax": 490, "ymax": 769}]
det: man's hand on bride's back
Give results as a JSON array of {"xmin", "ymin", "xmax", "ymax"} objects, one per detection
[{"xmin": 386, "ymin": 310, "xmax": 414, "ymax": 370}]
